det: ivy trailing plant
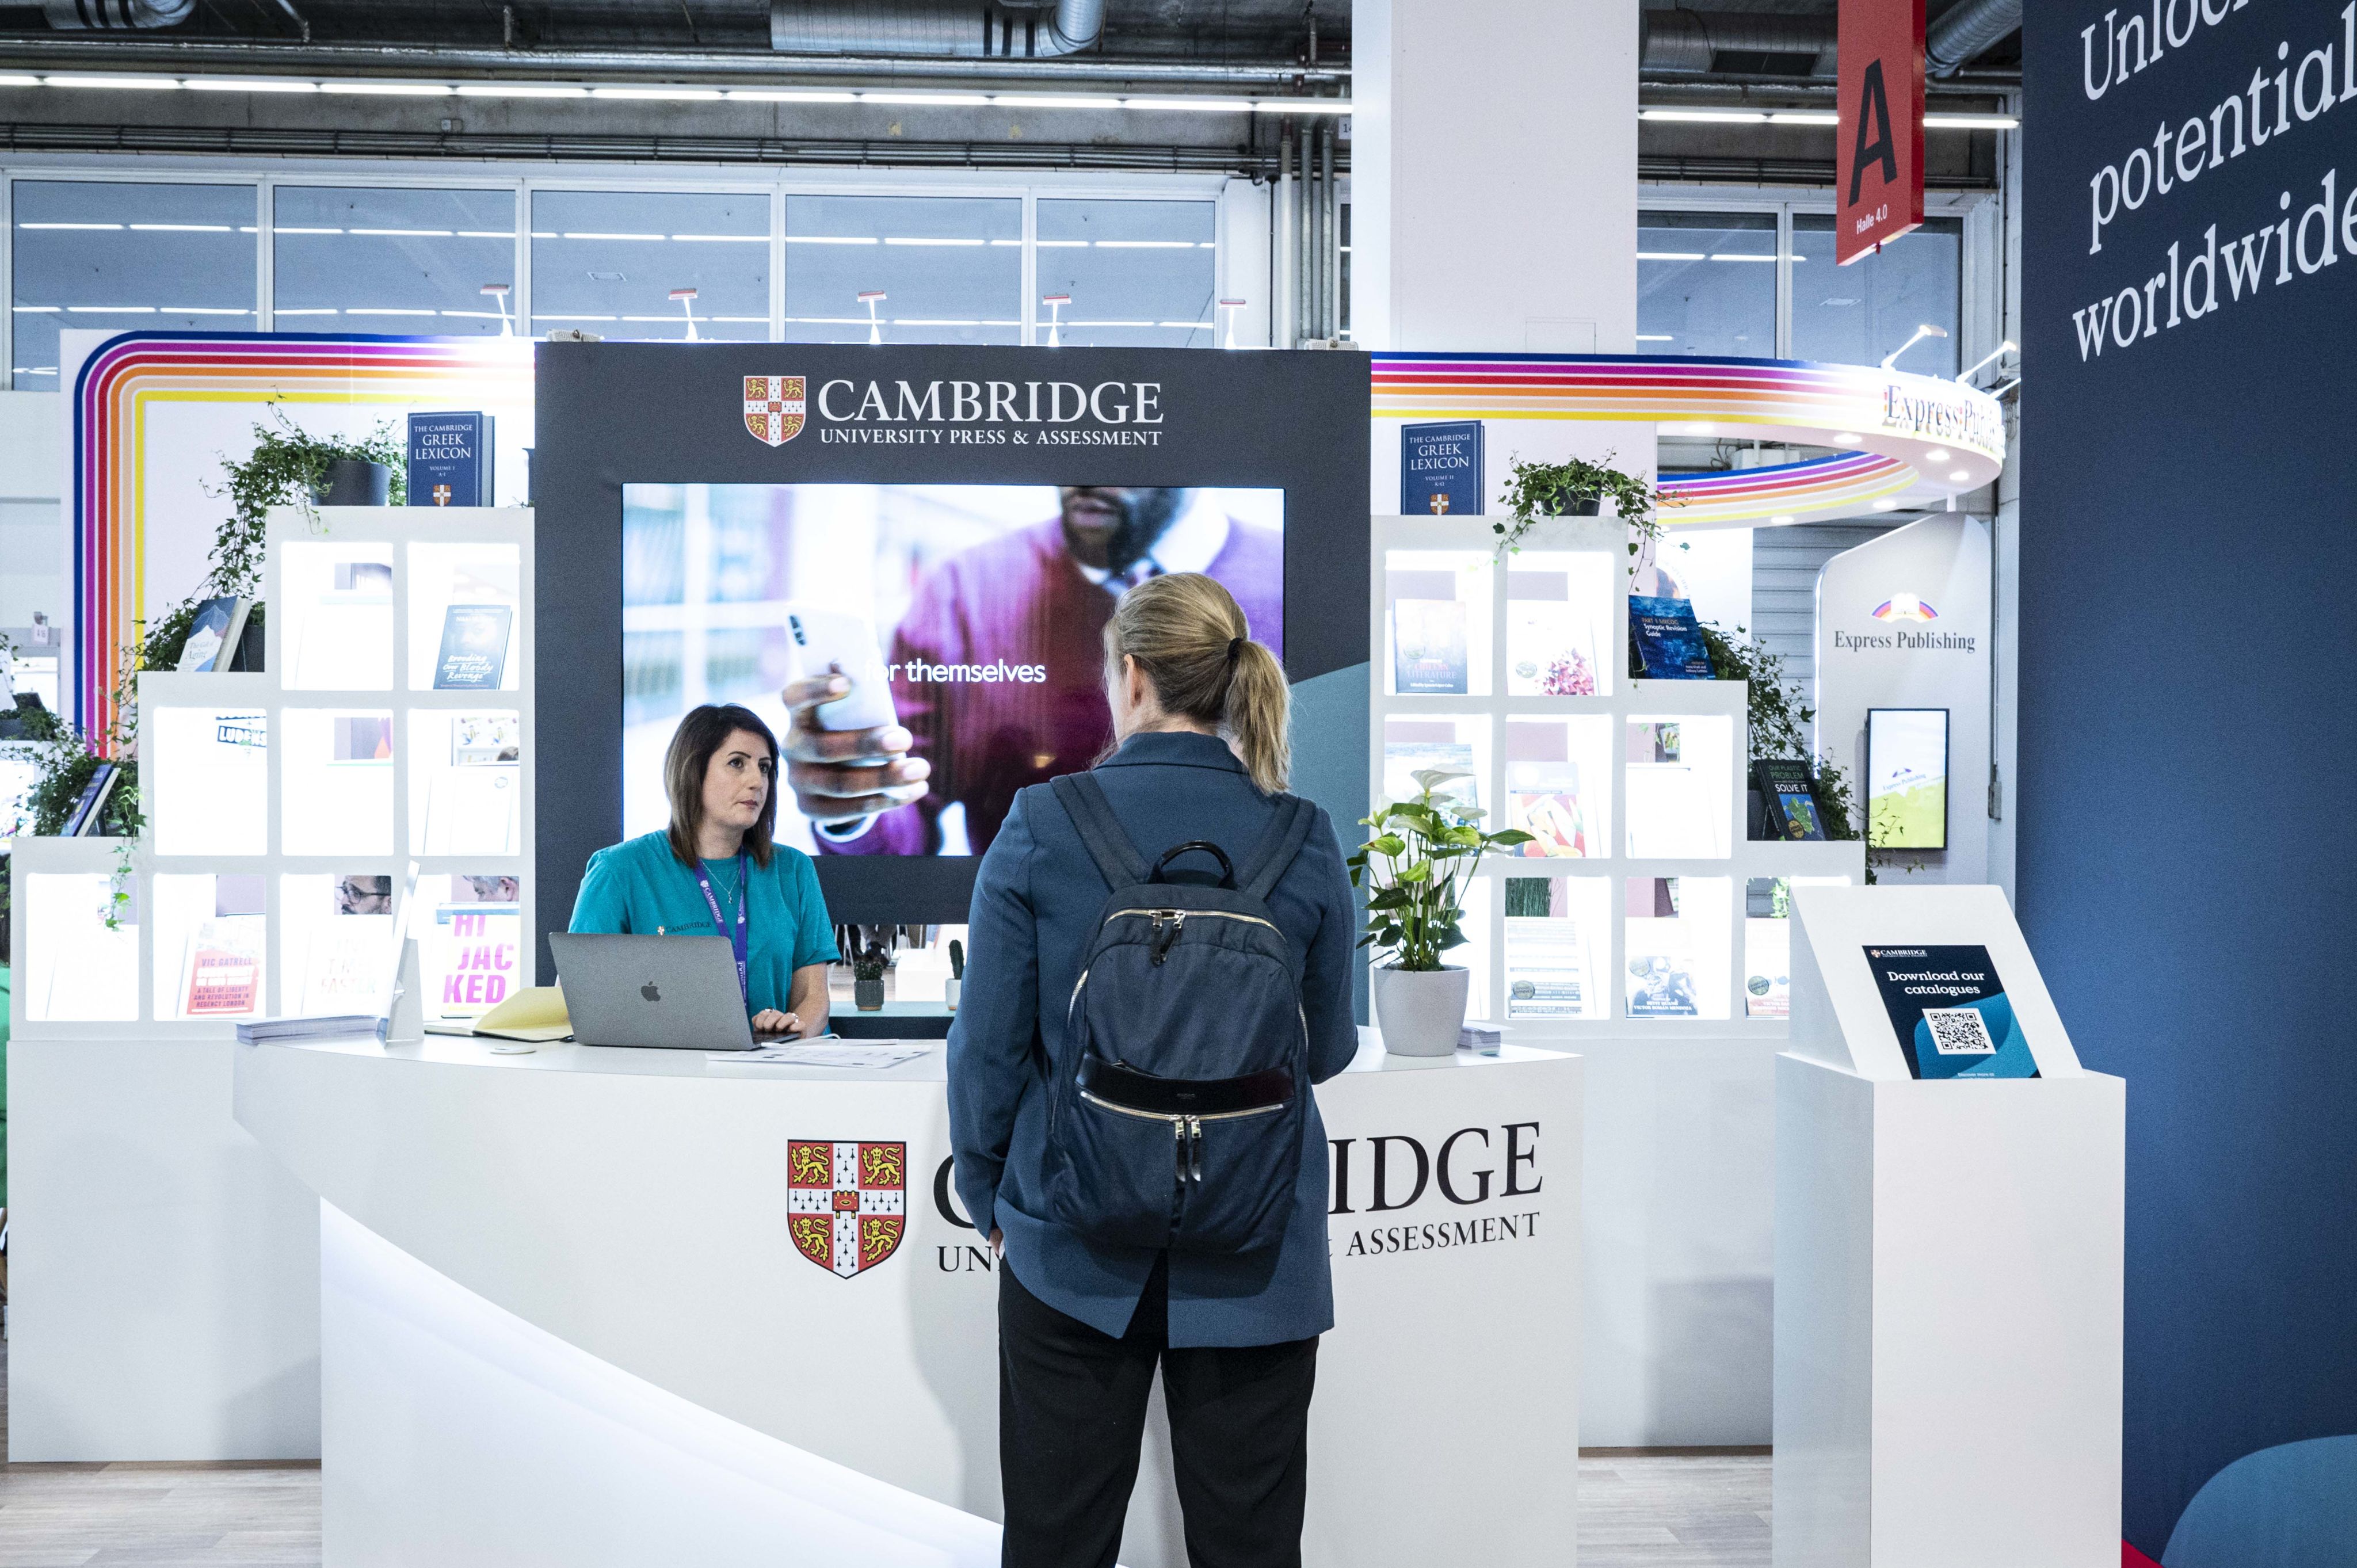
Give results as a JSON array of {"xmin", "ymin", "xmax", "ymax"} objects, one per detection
[
  {"xmin": 1348, "ymin": 769, "xmax": 1534, "ymax": 971},
  {"xmin": 1494, "ymin": 452, "xmax": 1673, "ymax": 561},
  {"xmin": 135, "ymin": 408, "xmax": 405, "ymax": 674}
]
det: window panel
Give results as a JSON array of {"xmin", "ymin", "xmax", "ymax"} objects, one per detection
[
  {"xmin": 10, "ymin": 180, "xmax": 257, "ymax": 384},
  {"xmin": 784, "ymin": 194, "xmax": 1021, "ymax": 346},
  {"xmin": 532, "ymin": 189, "xmax": 770, "ymax": 341},
  {"xmin": 1637, "ymin": 211, "xmax": 1778, "ymax": 358},
  {"xmin": 1790, "ymin": 215, "xmax": 1962, "ymax": 375},
  {"xmin": 273, "ymin": 186, "xmax": 516, "ymax": 335},
  {"xmin": 1036, "ymin": 198, "xmax": 1216, "ymax": 349}
]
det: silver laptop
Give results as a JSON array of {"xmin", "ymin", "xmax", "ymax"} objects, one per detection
[{"xmin": 549, "ymin": 933, "xmax": 757, "ymax": 1051}]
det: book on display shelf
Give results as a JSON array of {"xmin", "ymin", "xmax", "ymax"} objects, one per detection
[
  {"xmin": 1505, "ymin": 599, "xmax": 1598, "ymax": 697},
  {"xmin": 1399, "ymin": 420, "xmax": 1484, "ymax": 516},
  {"xmin": 1626, "ymin": 877, "xmax": 1700, "ymax": 1018},
  {"xmin": 1506, "ymin": 918, "xmax": 1591, "ymax": 1020},
  {"xmin": 434, "ymin": 603, "xmax": 514, "ymax": 690},
  {"xmin": 1751, "ymin": 758, "xmax": 1829, "ymax": 841},
  {"xmin": 61, "ymin": 762, "xmax": 120, "ymax": 836},
  {"xmin": 1508, "ymin": 781, "xmax": 1589, "ymax": 858},
  {"xmin": 178, "ymin": 916, "xmax": 264, "ymax": 1017},
  {"xmin": 1390, "ymin": 598, "xmax": 1470, "ymax": 695},
  {"xmin": 176, "ymin": 596, "xmax": 253, "ymax": 673},
  {"xmin": 407, "ymin": 411, "xmax": 497, "ymax": 509},
  {"xmin": 1382, "ymin": 740, "xmax": 1477, "ymax": 811},
  {"xmin": 1628, "ymin": 594, "xmax": 1713, "ymax": 680}
]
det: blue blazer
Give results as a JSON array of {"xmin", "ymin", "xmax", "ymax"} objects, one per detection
[{"xmin": 948, "ymin": 730, "xmax": 1360, "ymax": 1348}]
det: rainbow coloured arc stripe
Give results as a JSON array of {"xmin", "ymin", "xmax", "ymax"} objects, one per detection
[
  {"xmin": 71, "ymin": 331, "xmax": 533, "ymax": 733},
  {"xmin": 1369, "ymin": 350, "xmax": 1997, "ymax": 525}
]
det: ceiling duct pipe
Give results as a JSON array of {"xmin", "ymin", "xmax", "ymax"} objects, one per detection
[
  {"xmin": 1641, "ymin": 10, "xmax": 1836, "ymax": 78},
  {"xmin": 771, "ymin": 0, "xmax": 1104, "ymax": 59},
  {"xmin": 41, "ymin": 0, "xmax": 194, "ymax": 29},
  {"xmin": 1925, "ymin": 0, "xmax": 2022, "ymax": 78}
]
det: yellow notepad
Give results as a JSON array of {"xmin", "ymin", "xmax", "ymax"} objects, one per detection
[{"xmin": 423, "ymin": 985, "xmax": 572, "ymax": 1043}]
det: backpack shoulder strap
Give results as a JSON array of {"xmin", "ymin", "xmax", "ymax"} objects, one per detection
[
  {"xmin": 1237, "ymin": 795, "xmax": 1317, "ymax": 903},
  {"xmin": 1049, "ymin": 772, "xmax": 1151, "ymax": 890}
]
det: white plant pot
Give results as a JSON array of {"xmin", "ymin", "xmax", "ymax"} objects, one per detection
[
  {"xmin": 1371, "ymin": 964, "xmax": 1470, "ymax": 1058},
  {"xmin": 944, "ymin": 976, "xmax": 961, "ymax": 1013}
]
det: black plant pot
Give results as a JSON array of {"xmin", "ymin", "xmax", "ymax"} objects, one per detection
[
  {"xmin": 314, "ymin": 458, "xmax": 393, "ymax": 508},
  {"xmin": 1565, "ymin": 497, "xmax": 1603, "ymax": 516}
]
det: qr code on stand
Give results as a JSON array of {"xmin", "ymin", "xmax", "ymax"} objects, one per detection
[{"xmin": 1923, "ymin": 1007, "xmax": 1998, "ymax": 1056}]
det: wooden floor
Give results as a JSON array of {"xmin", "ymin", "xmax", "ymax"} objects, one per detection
[{"xmin": 0, "ymin": 1339, "xmax": 1769, "ymax": 1566}]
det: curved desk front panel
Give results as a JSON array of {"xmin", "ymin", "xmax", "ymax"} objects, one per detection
[{"xmin": 235, "ymin": 1033, "xmax": 1581, "ymax": 1568}]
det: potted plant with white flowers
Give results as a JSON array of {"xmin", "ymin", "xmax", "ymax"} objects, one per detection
[{"xmin": 1349, "ymin": 769, "xmax": 1532, "ymax": 1056}]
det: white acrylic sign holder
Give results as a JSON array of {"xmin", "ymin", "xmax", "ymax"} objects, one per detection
[{"xmin": 1774, "ymin": 884, "xmax": 2123, "ymax": 1568}]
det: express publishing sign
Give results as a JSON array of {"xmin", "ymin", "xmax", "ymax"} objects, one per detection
[{"xmin": 1837, "ymin": 0, "xmax": 1926, "ymax": 264}]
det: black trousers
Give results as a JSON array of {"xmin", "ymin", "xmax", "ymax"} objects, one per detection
[{"xmin": 998, "ymin": 1257, "xmax": 1319, "ymax": 1568}]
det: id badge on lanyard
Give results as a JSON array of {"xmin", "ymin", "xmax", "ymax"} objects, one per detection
[{"xmin": 693, "ymin": 852, "xmax": 750, "ymax": 999}]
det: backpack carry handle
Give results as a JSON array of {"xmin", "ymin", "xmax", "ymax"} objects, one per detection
[{"xmin": 1149, "ymin": 840, "xmax": 1236, "ymax": 888}]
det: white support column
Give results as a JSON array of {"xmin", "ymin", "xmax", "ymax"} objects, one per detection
[{"xmin": 1351, "ymin": 0, "xmax": 1638, "ymax": 354}]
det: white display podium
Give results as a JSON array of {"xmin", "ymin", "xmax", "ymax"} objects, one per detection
[
  {"xmin": 235, "ymin": 1029, "xmax": 1582, "ymax": 1568},
  {"xmin": 1773, "ymin": 885, "xmax": 2123, "ymax": 1568}
]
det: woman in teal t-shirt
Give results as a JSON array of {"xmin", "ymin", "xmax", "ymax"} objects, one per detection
[{"xmin": 570, "ymin": 704, "xmax": 839, "ymax": 1035}]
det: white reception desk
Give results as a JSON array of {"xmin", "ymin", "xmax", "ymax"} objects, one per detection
[{"xmin": 232, "ymin": 1029, "xmax": 1582, "ymax": 1568}]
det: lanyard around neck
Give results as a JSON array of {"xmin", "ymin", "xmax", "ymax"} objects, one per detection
[{"xmin": 692, "ymin": 852, "xmax": 749, "ymax": 1000}]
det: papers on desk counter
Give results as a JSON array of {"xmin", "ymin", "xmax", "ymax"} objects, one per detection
[{"xmin": 708, "ymin": 1043, "xmax": 932, "ymax": 1069}]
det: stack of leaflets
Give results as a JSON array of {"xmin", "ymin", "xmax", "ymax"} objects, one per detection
[{"xmin": 237, "ymin": 1014, "xmax": 379, "ymax": 1044}]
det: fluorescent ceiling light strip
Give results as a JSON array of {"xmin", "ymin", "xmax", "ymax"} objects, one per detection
[
  {"xmin": 1641, "ymin": 108, "xmax": 1765, "ymax": 123},
  {"xmin": 66, "ymin": 305, "xmax": 156, "ymax": 312},
  {"xmin": 592, "ymin": 86, "xmax": 722, "ymax": 101},
  {"xmin": 170, "ymin": 307, "xmax": 254, "ymax": 315},
  {"xmin": 671, "ymin": 233, "xmax": 766, "ymax": 242},
  {"xmin": 455, "ymin": 83, "xmax": 589, "ymax": 98},
  {"xmin": 989, "ymin": 238, "xmax": 1024, "ymax": 247},
  {"xmin": 44, "ymin": 74, "xmax": 184, "ymax": 90},
  {"xmin": 785, "ymin": 235, "xmax": 878, "ymax": 245},
  {"xmin": 1710, "ymin": 253, "xmax": 1776, "ymax": 262},
  {"xmin": 20, "ymin": 222, "xmax": 124, "ymax": 230},
  {"xmin": 457, "ymin": 230, "xmax": 514, "ymax": 239},
  {"xmin": 14, "ymin": 368, "xmax": 59, "ymax": 375},
  {"xmin": 1123, "ymin": 96, "xmax": 1253, "ymax": 113},
  {"xmin": 350, "ymin": 227, "xmax": 455, "ymax": 236},
  {"xmin": 992, "ymin": 93, "xmax": 1122, "ymax": 109},
  {"xmin": 1096, "ymin": 240, "xmax": 1198, "ymax": 249},
  {"xmin": 883, "ymin": 236, "xmax": 984, "ymax": 246},
  {"xmin": 1768, "ymin": 111, "xmax": 1840, "ymax": 125},
  {"xmin": 724, "ymin": 89, "xmax": 857, "ymax": 102},
  {"xmin": 273, "ymin": 307, "xmax": 337, "ymax": 315},
  {"xmin": 562, "ymin": 231, "xmax": 663, "ymax": 241},
  {"xmin": 1925, "ymin": 112, "xmax": 2017, "ymax": 128},
  {"xmin": 129, "ymin": 223, "xmax": 232, "ymax": 232},
  {"xmin": 12, "ymin": 305, "xmax": 61, "ymax": 312},
  {"xmin": 858, "ymin": 90, "xmax": 991, "ymax": 106},
  {"xmin": 1252, "ymin": 99, "xmax": 1352, "ymax": 114},
  {"xmin": 275, "ymin": 226, "xmax": 342, "ymax": 234},
  {"xmin": 344, "ymin": 307, "xmax": 438, "ymax": 315},
  {"xmin": 0, "ymin": 74, "xmax": 42, "ymax": 87},
  {"xmin": 188, "ymin": 78, "xmax": 317, "ymax": 94},
  {"xmin": 324, "ymin": 82, "xmax": 455, "ymax": 97},
  {"xmin": 1637, "ymin": 251, "xmax": 1704, "ymax": 261},
  {"xmin": 1635, "ymin": 334, "xmax": 1673, "ymax": 341},
  {"xmin": 438, "ymin": 310, "xmax": 504, "ymax": 318}
]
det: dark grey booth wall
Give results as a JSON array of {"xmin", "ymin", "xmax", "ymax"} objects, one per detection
[
  {"xmin": 2023, "ymin": 5, "xmax": 2357, "ymax": 1561},
  {"xmin": 532, "ymin": 344, "xmax": 1372, "ymax": 979}
]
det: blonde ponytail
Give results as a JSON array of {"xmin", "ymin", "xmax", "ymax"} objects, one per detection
[{"xmin": 1103, "ymin": 573, "xmax": 1291, "ymax": 796}]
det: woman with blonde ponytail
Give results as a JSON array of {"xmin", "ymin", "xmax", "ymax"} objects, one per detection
[{"xmin": 949, "ymin": 571, "xmax": 1358, "ymax": 1568}]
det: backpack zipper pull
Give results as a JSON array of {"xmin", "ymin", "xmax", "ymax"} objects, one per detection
[
  {"xmin": 1188, "ymin": 1116, "xmax": 1204, "ymax": 1182},
  {"xmin": 1150, "ymin": 910, "xmax": 1187, "ymax": 966}
]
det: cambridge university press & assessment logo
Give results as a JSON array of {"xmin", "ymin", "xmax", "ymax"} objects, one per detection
[
  {"xmin": 744, "ymin": 375, "xmax": 807, "ymax": 446},
  {"xmin": 787, "ymin": 1140, "xmax": 907, "ymax": 1278}
]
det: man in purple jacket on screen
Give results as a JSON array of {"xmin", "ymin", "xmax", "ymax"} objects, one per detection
[{"xmin": 781, "ymin": 486, "xmax": 1283, "ymax": 859}]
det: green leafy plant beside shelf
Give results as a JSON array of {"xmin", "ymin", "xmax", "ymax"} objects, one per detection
[
  {"xmin": 1696, "ymin": 620, "xmax": 1861, "ymax": 846},
  {"xmin": 1348, "ymin": 769, "xmax": 1533, "ymax": 971},
  {"xmin": 1494, "ymin": 452, "xmax": 1672, "ymax": 560}
]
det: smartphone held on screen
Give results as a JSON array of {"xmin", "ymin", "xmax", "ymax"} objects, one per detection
[{"xmin": 786, "ymin": 606, "xmax": 897, "ymax": 733}]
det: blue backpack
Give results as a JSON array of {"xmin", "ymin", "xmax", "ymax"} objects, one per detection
[{"xmin": 1042, "ymin": 771, "xmax": 1318, "ymax": 1256}]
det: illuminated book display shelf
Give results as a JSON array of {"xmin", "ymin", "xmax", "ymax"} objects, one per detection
[
  {"xmin": 9, "ymin": 508, "xmax": 535, "ymax": 1037},
  {"xmin": 1370, "ymin": 514, "xmax": 1863, "ymax": 1035}
]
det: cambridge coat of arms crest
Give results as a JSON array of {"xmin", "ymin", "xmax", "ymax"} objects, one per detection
[
  {"xmin": 787, "ymin": 1140, "xmax": 906, "ymax": 1278},
  {"xmin": 745, "ymin": 375, "xmax": 807, "ymax": 446}
]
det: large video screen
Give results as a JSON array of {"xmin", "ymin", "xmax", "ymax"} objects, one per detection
[{"xmin": 621, "ymin": 483, "xmax": 1285, "ymax": 860}]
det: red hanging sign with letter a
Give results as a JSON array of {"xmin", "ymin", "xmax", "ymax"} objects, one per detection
[{"xmin": 1836, "ymin": 0, "xmax": 1925, "ymax": 265}]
